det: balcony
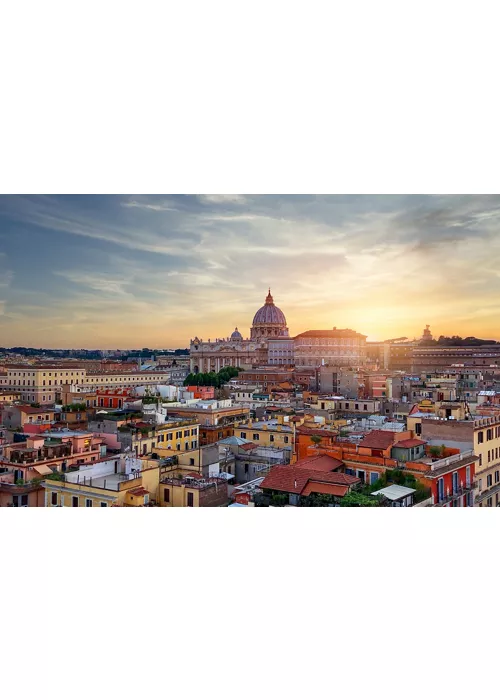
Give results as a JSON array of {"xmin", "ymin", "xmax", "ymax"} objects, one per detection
[{"xmin": 434, "ymin": 482, "xmax": 477, "ymax": 506}]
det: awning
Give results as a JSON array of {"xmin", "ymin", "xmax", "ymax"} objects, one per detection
[{"xmin": 33, "ymin": 465, "xmax": 54, "ymax": 476}]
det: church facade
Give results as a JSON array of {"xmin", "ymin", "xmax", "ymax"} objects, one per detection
[{"xmin": 189, "ymin": 290, "xmax": 289, "ymax": 373}]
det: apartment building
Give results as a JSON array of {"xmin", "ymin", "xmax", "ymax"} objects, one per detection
[
  {"xmin": 44, "ymin": 455, "xmax": 161, "ymax": 507},
  {"xmin": 421, "ymin": 415, "xmax": 500, "ymax": 506},
  {"xmin": 0, "ymin": 365, "xmax": 87, "ymax": 403},
  {"xmin": 0, "ymin": 430, "xmax": 105, "ymax": 507}
]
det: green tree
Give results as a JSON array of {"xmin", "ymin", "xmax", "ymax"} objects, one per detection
[
  {"xmin": 310, "ymin": 435, "xmax": 322, "ymax": 446},
  {"xmin": 340, "ymin": 492, "xmax": 381, "ymax": 507}
]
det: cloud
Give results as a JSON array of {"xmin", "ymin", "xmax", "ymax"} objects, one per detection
[
  {"xmin": 197, "ymin": 194, "xmax": 247, "ymax": 204},
  {"xmin": 2, "ymin": 194, "xmax": 500, "ymax": 346}
]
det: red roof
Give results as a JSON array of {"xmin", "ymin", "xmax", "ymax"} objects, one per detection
[
  {"xmin": 128, "ymin": 487, "xmax": 149, "ymax": 497},
  {"xmin": 239, "ymin": 442, "xmax": 258, "ymax": 451},
  {"xmin": 393, "ymin": 439, "xmax": 426, "ymax": 449},
  {"xmin": 260, "ymin": 465, "xmax": 359, "ymax": 495},
  {"xmin": 293, "ymin": 454, "xmax": 344, "ymax": 472},
  {"xmin": 358, "ymin": 430, "xmax": 398, "ymax": 450},
  {"xmin": 301, "ymin": 482, "xmax": 350, "ymax": 498}
]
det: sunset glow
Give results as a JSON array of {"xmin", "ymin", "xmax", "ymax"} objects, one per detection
[{"xmin": 1, "ymin": 194, "xmax": 500, "ymax": 348}]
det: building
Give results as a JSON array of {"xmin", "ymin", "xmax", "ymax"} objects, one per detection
[
  {"xmin": 159, "ymin": 472, "xmax": 229, "ymax": 507},
  {"xmin": 189, "ymin": 289, "xmax": 289, "ymax": 373},
  {"xmin": 234, "ymin": 416, "xmax": 294, "ymax": 457},
  {"xmin": 0, "ymin": 364, "xmax": 176, "ymax": 404},
  {"xmin": 419, "ymin": 415, "xmax": 500, "ymax": 506},
  {"xmin": 411, "ymin": 345, "xmax": 500, "ymax": 372},
  {"xmin": 404, "ymin": 450, "xmax": 478, "ymax": 507},
  {"xmin": 102, "ymin": 418, "xmax": 200, "ymax": 457},
  {"xmin": 259, "ymin": 458, "xmax": 360, "ymax": 506},
  {"xmin": 1, "ymin": 405, "xmax": 56, "ymax": 431},
  {"xmin": 267, "ymin": 337, "xmax": 295, "ymax": 366},
  {"xmin": 218, "ymin": 437, "xmax": 289, "ymax": 484},
  {"xmin": 0, "ymin": 430, "xmax": 105, "ymax": 507},
  {"xmin": 294, "ymin": 328, "xmax": 367, "ymax": 368},
  {"xmin": 0, "ymin": 365, "xmax": 87, "ymax": 403},
  {"xmin": 44, "ymin": 455, "xmax": 161, "ymax": 507}
]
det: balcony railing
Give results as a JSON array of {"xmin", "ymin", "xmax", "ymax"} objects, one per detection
[{"xmin": 435, "ymin": 481, "xmax": 477, "ymax": 506}]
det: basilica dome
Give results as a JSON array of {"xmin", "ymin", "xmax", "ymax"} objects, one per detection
[
  {"xmin": 252, "ymin": 289, "xmax": 287, "ymax": 326},
  {"xmin": 251, "ymin": 289, "xmax": 288, "ymax": 340},
  {"xmin": 231, "ymin": 327, "xmax": 243, "ymax": 341}
]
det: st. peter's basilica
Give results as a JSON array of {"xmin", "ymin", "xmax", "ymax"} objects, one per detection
[{"xmin": 189, "ymin": 289, "xmax": 291, "ymax": 373}]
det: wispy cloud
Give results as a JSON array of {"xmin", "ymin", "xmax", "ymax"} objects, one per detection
[{"xmin": 2, "ymin": 194, "xmax": 500, "ymax": 347}]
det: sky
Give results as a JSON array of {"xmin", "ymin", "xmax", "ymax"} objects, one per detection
[{"xmin": 1, "ymin": 194, "xmax": 500, "ymax": 349}]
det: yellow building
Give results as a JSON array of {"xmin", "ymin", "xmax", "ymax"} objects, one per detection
[
  {"xmin": 158, "ymin": 470, "xmax": 229, "ymax": 507},
  {"xmin": 118, "ymin": 419, "xmax": 200, "ymax": 457},
  {"xmin": 235, "ymin": 416, "xmax": 294, "ymax": 453},
  {"xmin": 44, "ymin": 455, "xmax": 162, "ymax": 507}
]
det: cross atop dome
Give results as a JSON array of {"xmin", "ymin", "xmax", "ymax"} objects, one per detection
[{"xmin": 265, "ymin": 288, "xmax": 274, "ymax": 305}]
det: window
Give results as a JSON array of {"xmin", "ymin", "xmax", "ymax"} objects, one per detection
[
  {"xmin": 270, "ymin": 434, "xmax": 275, "ymax": 442},
  {"xmin": 253, "ymin": 434, "xmax": 259, "ymax": 441},
  {"xmin": 487, "ymin": 474, "xmax": 493, "ymax": 487},
  {"xmin": 487, "ymin": 428, "xmax": 494, "ymax": 441},
  {"xmin": 240, "ymin": 432, "xmax": 247, "ymax": 439},
  {"xmin": 487, "ymin": 497, "xmax": 493, "ymax": 507},
  {"xmin": 496, "ymin": 471, "xmax": 500, "ymax": 484},
  {"xmin": 86, "ymin": 499, "xmax": 92, "ymax": 507},
  {"xmin": 51, "ymin": 492, "xmax": 58, "ymax": 506},
  {"xmin": 189, "ymin": 458, "xmax": 195, "ymax": 466},
  {"xmin": 100, "ymin": 502, "xmax": 107, "ymax": 507},
  {"xmin": 164, "ymin": 488, "xmax": 170, "ymax": 503},
  {"xmin": 187, "ymin": 492, "xmax": 194, "ymax": 507},
  {"xmin": 244, "ymin": 463, "xmax": 249, "ymax": 474},
  {"xmin": 284, "ymin": 436, "xmax": 289, "ymax": 444},
  {"xmin": 72, "ymin": 496, "xmax": 79, "ymax": 507},
  {"xmin": 478, "ymin": 431, "xmax": 484, "ymax": 444}
]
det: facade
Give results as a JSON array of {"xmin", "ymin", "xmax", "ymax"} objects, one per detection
[
  {"xmin": 159, "ymin": 473, "xmax": 229, "ymax": 507},
  {"xmin": 0, "ymin": 364, "xmax": 176, "ymax": 404},
  {"xmin": 294, "ymin": 328, "xmax": 367, "ymax": 368},
  {"xmin": 234, "ymin": 417, "xmax": 294, "ymax": 456},
  {"xmin": 44, "ymin": 455, "xmax": 161, "ymax": 507},
  {"xmin": 189, "ymin": 289, "xmax": 289, "ymax": 373},
  {"xmin": 420, "ymin": 415, "xmax": 500, "ymax": 507},
  {"xmin": 268, "ymin": 337, "xmax": 295, "ymax": 366},
  {"xmin": 411, "ymin": 345, "xmax": 500, "ymax": 372},
  {"xmin": 112, "ymin": 419, "xmax": 199, "ymax": 457}
]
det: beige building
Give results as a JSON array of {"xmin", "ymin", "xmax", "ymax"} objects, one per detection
[
  {"xmin": 0, "ymin": 364, "xmax": 174, "ymax": 405},
  {"xmin": 294, "ymin": 328, "xmax": 367, "ymax": 368}
]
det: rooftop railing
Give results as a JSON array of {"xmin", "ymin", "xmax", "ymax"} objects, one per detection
[{"xmin": 429, "ymin": 449, "xmax": 476, "ymax": 472}]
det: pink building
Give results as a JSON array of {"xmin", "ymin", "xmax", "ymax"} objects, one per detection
[{"xmin": 0, "ymin": 430, "xmax": 105, "ymax": 507}]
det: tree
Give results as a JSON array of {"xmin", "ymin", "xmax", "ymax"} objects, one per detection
[
  {"xmin": 310, "ymin": 435, "xmax": 322, "ymax": 446},
  {"xmin": 340, "ymin": 491, "xmax": 381, "ymax": 507}
]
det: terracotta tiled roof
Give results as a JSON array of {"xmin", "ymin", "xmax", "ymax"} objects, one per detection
[
  {"xmin": 293, "ymin": 454, "xmax": 344, "ymax": 472},
  {"xmin": 301, "ymin": 482, "xmax": 349, "ymax": 498},
  {"xmin": 128, "ymin": 487, "xmax": 149, "ymax": 497},
  {"xmin": 393, "ymin": 439, "xmax": 427, "ymax": 449},
  {"xmin": 239, "ymin": 442, "xmax": 259, "ymax": 451},
  {"xmin": 260, "ymin": 465, "xmax": 359, "ymax": 495},
  {"xmin": 358, "ymin": 430, "xmax": 397, "ymax": 450}
]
